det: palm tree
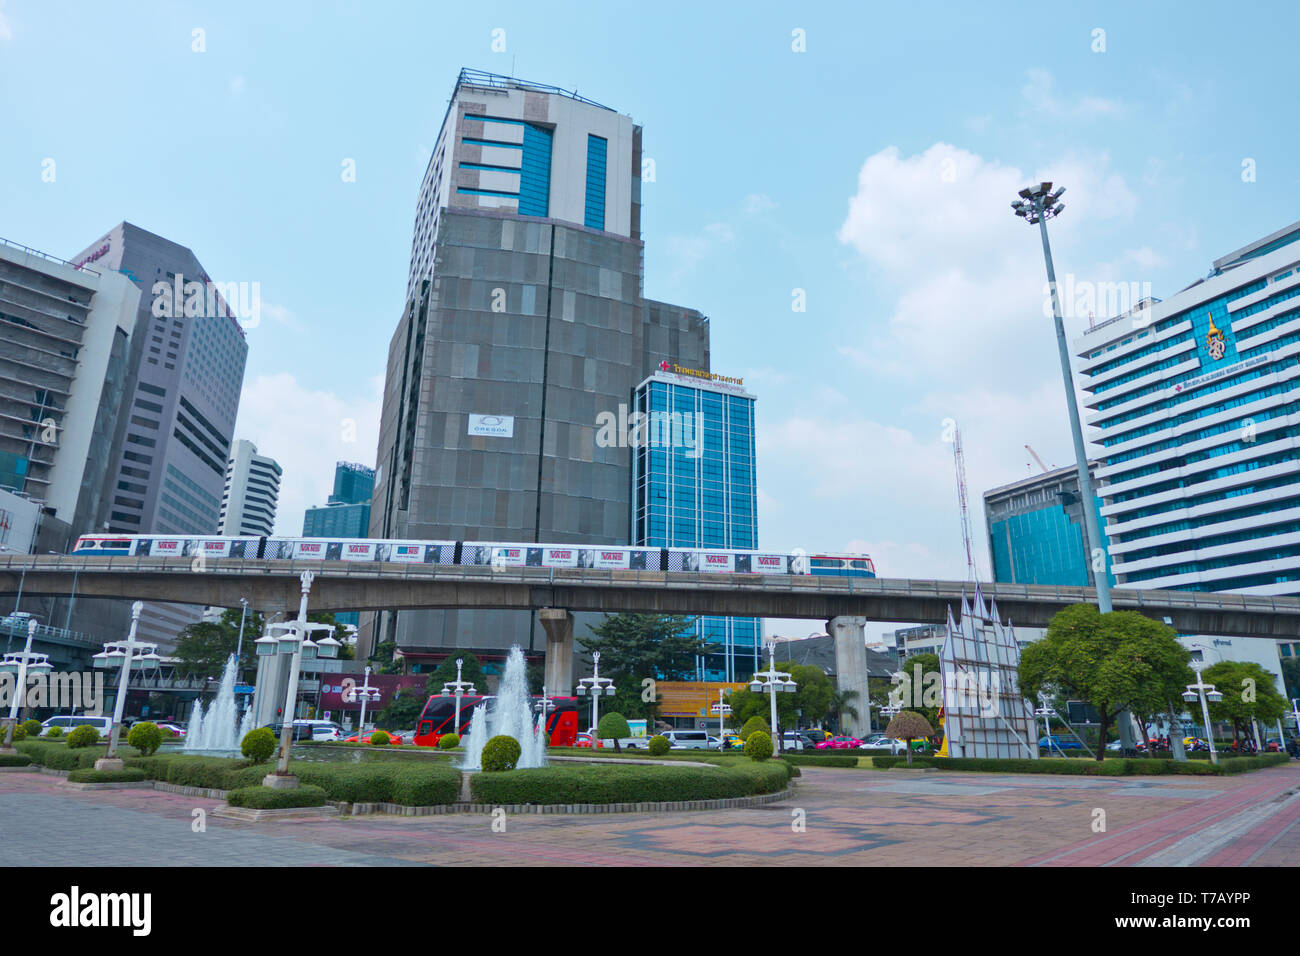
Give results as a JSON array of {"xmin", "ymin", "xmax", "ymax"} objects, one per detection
[{"xmin": 828, "ymin": 688, "xmax": 860, "ymax": 734}]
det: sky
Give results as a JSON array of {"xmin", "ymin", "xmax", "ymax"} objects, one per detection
[{"xmin": 3, "ymin": 0, "xmax": 1299, "ymax": 641}]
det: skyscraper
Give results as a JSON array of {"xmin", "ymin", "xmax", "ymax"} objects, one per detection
[
  {"xmin": 365, "ymin": 70, "xmax": 710, "ymax": 668},
  {"xmin": 218, "ymin": 439, "xmax": 281, "ymax": 537},
  {"xmin": 303, "ymin": 461, "xmax": 374, "ymax": 538},
  {"xmin": 1076, "ymin": 221, "xmax": 1300, "ymax": 596},
  {"xmin": 631, "ymin": 364, "xmax": 759, "ymax": 681},
  {"xmin": 69, "ymin": 223, "xmax": 250, "ymax": 647}
]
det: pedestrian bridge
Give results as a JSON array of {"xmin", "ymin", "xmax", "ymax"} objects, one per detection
[{"xmin": 2, "ymin": 554, "xmax": 1296, "ymax": 638}]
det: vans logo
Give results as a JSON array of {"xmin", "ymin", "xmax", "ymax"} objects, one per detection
[{"xmin": 50, "ymin": 886, "xmax": 151, "ymax": 936}]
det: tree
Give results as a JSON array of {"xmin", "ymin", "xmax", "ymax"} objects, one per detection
[
  {"xmin": 424, "ymin": 653, "xmax": 487, "ymax": 697},
  {"xmin": 895, "ymin": 651, "xmax": 942, "ymax": 739},
  {"xmin": 596, "ymin": 712, "xmax": 631, "ymax": 752},
  {"xmin": 1019, "ymin": 604, "xmax": 1193, "ymax": 761},
  {"xmin": 377, "ymin": 688, "xmax": 425, "ymax": 729},
  {"xmin": 826, "ymin": 687, "xmax": 859, "ymax": 735},
  {"xmin": 884, "ymin": 711, "xmax": 933, "ymax": 766},
  {"xmin": 1202, "ymin": 660, "xmax": 1288, "ymax": 747},
  {"xmin": 579, "ymin": 614, "xmax": 711, "ymax": 720}
]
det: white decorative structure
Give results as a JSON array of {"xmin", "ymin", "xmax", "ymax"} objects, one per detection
[{"xmin": 939, "ymin": 585, "xmax": 1037, "ymax": 759}]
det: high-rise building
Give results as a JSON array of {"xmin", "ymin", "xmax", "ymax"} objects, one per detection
[
  {"xmin": 303, "ymin": 461, "xmax": 373, "ymax": 538},
  {"xmin": 1076, "ymin": 221, "xmax": 1300, "ymax": 596},
  {"xmin": 69, "ymin": 223, "xmax": 249, "ymax": 647},
  {"xmin": 983, "ymin": 463, "xmax": 1115, "ymax": 588},
  {"xmin": 218, "ymin": 439, "xmax": 281, "ymax": 537},
  {"xmin": 366, "ymin": 70, "xmax": 710, "ymax": 668},
  {"xmin": 630, "ymin": 365, "xmax": 759, "ymax": 681}
]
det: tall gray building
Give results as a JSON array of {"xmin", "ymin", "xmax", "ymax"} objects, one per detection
[
  {"xmin": 69, "ymin": 223, "xmax": 249, "ymax": 648},
  {"xmin": 218, "ymin": 439, "xmax": 281, "ymax": 537},
  {"xmin": 364, "ymin": 71, "xmax": 710, "ymax": 668}
]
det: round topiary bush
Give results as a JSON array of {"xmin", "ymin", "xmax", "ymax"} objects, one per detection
[
  {"xmin": 745, "ymin": 730, "xmax": 774, "ymax": 761},
  {"xmin": 438, "ymin": 732, "xmax": 461, "ymax": 749},
  {"xmin": 65, "ymin": 724, "xmax": 101, "ymax": 749},
  {"xmin": 20, "ymin": 719, "xmax": 41, "ymax": 737},
  {"xmin": 481, "ymin": 734, "xmax": 522, "ymax": 772},
  {"xmin": 739, "ymin": 716, "xmax": 771, "ymax": 741},
  {"xmin": 127, "ymin": 721, "xmax": 162, "ymax": 756},
  {"xmin": 596, "ymin": 712, "xmax": 631, "ymax": 751},
  {"xmin": 46, "ymin": 725, "xmax": 63, "ymax": 738},
  {"xmin": 647, "ymin": 734, "xmax": 670, "ymax": 756},
  {"xmin": 241, "ymin": 726, "xmax": 278, "ymax": 763},
  {"xmin": 369, "ymin": 730, "xmax": 391, "ymax": 746}
]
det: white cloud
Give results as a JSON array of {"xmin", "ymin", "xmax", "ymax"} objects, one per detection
[
  {"xmin": 233, "ymin": 372, "xmax": 382, "ymax": 535},
  {"xmin": 0, "ymin": 2, "xmax": 12, "ymax": 43},
  {"xmin": 1021, "ymin": 68, "xmax": 1123, "ymax": 118},
  {"xmin": 664, "ymin": 221, "xmax": 735, "ymax": 279},
  {"xmin": 743, "ymin": 193, "xmax": 777, "ymax": 215}
]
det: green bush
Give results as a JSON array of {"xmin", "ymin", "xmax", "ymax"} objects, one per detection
[
  {"xmin": 19, "ymin": 719, "xmax": 41, "ymax": 737},
  {"xmin": 739, "ymin": 716, "xmax": 771, "ymax": 741},
  {"xmin": 226, "ymin": 785, "xmax": 328, "ymax": 809},
  {"xmin": 783, "ymin": 753, "xmax": 859, "ymax": 768},
  {"xmin": 390, "ymin": 766, "xmax": 460, "ymax": 806},
  {"xmin": 647, "ymin": 735, "xmax": 670, "ymax": 757},
  {"xmin": 868, "ymin": 753, "xmax": 1289, "ymax": 776},
  {"xmin": 438, "ymin": 732, "xmax": 461, "ymax": 749},
  {"xmin": 5, "ymin": 721, "xmax": 26, "ymax": 743},
  {"xmin": 596, "ymin": 712, "xmax": 631, "ymax": 744},
  {"xmin": 745, "ymin": 730, "xmax": 774, "ymax": 761},
  {"xmin": 126, "ymin": 722, "xmax": 162, "ymax": 757},
  {"xmin": 65, "ymin": 725, "xmax": 101, "ymax": 749},
  {"xmin": 470, "ymin": 762, "xmax": 789, "ymax": 805},
  {"xmin": 17, "ymin": 740, "xmax": 108, "ymax": 769},
  {"xmin": 124, "ymin": 753, "xmax": 185, "ymax": 780},
  {"xmin": 482, "ymin": 735, "xmax": 522, "ymax": 772},
  {"xmin": 165, "ymin": 756, "xmax": 254, "ymax": 790},
  {"xmin": 0, "ymin": 753, "xmax": 32, "ymax": 767},
  {"xmin": 45, "ymin": 725, "xmax": 63, "ymax": 738},
  {"xmin": 369, "ymin": 730, "xmax": 391, "ymax": 746},
  {"xmin": 66, "ymin": 768, "xmax": 147, "ymax": 784},
  {"xmin": 241, "ymin": 727, "xmax": 277, "ymax": 763}
]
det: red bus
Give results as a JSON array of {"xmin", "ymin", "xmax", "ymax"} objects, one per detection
[{"xmin": 413, "ymin": 694, "xmax": 580, "ymax": 748}]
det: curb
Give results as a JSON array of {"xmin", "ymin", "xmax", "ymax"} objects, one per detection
[
  {"xmin": 341, "ymin": 786, "xmax": 796, "ymax": 815},
  {"xmin": 213, "ymin": 805, "xmax": 340, "ymax": 822},
  {"xmin": 58, "ymin": 780, "xmax": 155, "ymax": 791}
]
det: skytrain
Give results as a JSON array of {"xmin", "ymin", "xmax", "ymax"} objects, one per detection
[{"xmin": 70, "ymin": 535, "xmax": 876, "ymax": 578}]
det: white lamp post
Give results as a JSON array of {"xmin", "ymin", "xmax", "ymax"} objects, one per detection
[
  {"xmin": 91, "ymin": 602, "xmax": 160, "ymax": 769},
  {"xmin": 575, "ymin": 651, "xmax": 615, "ymax": 743},
  {"xmin": 534, "ymin": 686, "xmax": 556, "ymax": 744},
  {"xmin": 441, "ymin": 657, "xmax": 477, "ymax": 736},
  {"xmin": 749, "ymin": 641, "xmax": 796, "ymax": 752},
  {"xmin": 1, "ymin": 616, "xmax": 51, "ymax": 753},
  {"xmin": 1034, "ymin": 693, "xmax": 1059, "ymax": 755},
  {"xmin": 350, "ymin": 665, "xmax": 381, "ymax": 740},
  {"xmin": 1183, "ymin": 663, "xmax": 1224, "ymax": 766},
  {"xmin": 711, "ymin": 688, "xmax": 732, "ymax": 749}
]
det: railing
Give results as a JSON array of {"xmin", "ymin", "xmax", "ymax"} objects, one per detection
[
  {"xmin": 0, "ymin": 236, "xmax": 101, "ymax": 276},
  {"xmin": 455, "ymin": 68, "xmax": 615, "ymax": 112}
]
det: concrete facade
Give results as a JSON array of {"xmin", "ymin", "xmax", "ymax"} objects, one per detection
[{"xmin": 218, "ymin": 439, "xmax": 281, "ymax": 537}]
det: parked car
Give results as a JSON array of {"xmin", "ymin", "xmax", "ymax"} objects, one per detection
[
  {"xmin": 816, "ymin": 736, "xmax": 863, "ymax": 750},
  {"xmin": 155, "ymin": 722, "xmax": 187, "ymax": 738},
  {"xmin": 344, "ymin": 728, "xmax": 402, "ymax": 744},
  {"xmin": 863, "ymin": 737, "xmax": 909, "ymax": 755},
  {"xmin": 1038, "ymin": 735, "xmax": 1083, "ymax": 751},
  {"xmin": 41, "ymin": 715, "xmax": 113, "ymax": 737},
  {"xmin": 659, "ymin": 729, "xmax": 712, "ymax": 750},
  {"xmin": 779, "ymin": 732, "xmax": 805, "ymax": 751},
  {"xmin": 713, "ymin": 733, "xmax": 745, "ymax": 751}
]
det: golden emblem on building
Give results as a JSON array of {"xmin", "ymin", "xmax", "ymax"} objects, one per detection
[{"xmin": 1206, "ymin": 314, "xmax": 1226, "ymax": 361}]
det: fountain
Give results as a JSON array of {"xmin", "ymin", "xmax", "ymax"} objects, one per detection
[
  {"xmin": 458, "ymin": 646, "xmax": 548, "ymax": 770},
  {"xmin": 183, "ymin": 655, "xmax": 254, "ymax": 753}
]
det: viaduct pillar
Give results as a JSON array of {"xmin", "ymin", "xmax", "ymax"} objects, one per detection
[
  {"xmin": 539, "ymin": 608, "xmax": 574, "ymax": 697},
  {"xmin": 828, "ymin": 615, "xmax": 871, "ymax": 738}
]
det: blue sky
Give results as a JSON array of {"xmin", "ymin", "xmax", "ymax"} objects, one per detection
[{"xmin": 3, "ymin": 1, "xmax": 1298, "ymax": 637}]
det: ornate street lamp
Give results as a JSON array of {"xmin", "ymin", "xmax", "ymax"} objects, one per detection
[
  {"xmin": 90, "ymin": 602, "xmax": 160, "ymax": 768},
  {"xmin": 441, "ymin": 657, "xmax": 477, "ymax": 736},
  {"xmin": 575, "ymin": 651, "xmax": 615, "ymax": 741},
  {"xmin": 0, "ymin": 615, "xmax": 51, "ymax": 753},
  {"xmin": 749, "ymin": 641, "xmax": 796, "ymax": 752}
]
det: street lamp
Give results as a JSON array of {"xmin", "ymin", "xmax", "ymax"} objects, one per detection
[
  {"xmin": 348, "ymin": 665, "xmax": 381, "ymax": 740},
  {"xmin": 0, "ymin": 616, "xmax": 51, "ymax": 753},
  {"xmin": 534, "ymin": 686, "xmax": 556, "ymax": 743},
  {"xmin": 711, "ymin": 689, "xmax": 732, "ymax": 749},
  {"xmin": 1012, "ymin": 181, "xmax": 1111, "ymax": 616},
  {"xmin": 90, "ymin": 602, "xmax": 160, "ymax": 768},
  {"xmin": 1034, "ymin": 693, "xmax": 1060, "ymax": 756},
  {"xmin": 1183, "ymin": 662, "xmax": 1224, "ymax": 765},
  {"xmin": 234, "ymin": 598, "xmax": 249, "ymax": 670},
  {"xmin": 749, "ymin": 641, "xmax": 796, "ymax": 752},
  {"xmin": 441, "ymin": 657, "xmax": 478, "ymax": 736},
  {"xmin": 575, "ymin": 650, "xmax": 615, "ymax": 741}
]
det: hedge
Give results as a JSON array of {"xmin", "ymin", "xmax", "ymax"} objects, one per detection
[
  {"xmin": 782, "ymin": 754, "xmax": 860, "ymax": 768},
  {"xmin": 66, "ymin": 768, "xmax": 147, "ymax": 784},
  {"xmin": 870, "ymin": 753, "xmax": 1290, "ymax": 776},
  {"xmin": 469, "ymin": 761, "xmax": 790, "ymax": 805},
  {"xmin": 227, "ymin": 785, "xmax": 328, "ymax": 809},
  {"xmin": 17, "ymin": 740, "xmax": 138, "ymax": 770},
  {"xmin": 0, "ymin": 753, "xmax": 32, "ymax": 767}
]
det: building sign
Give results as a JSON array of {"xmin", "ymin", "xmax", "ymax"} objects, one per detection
[
  {"xmin": 1171, "ymin": 352, "xmax": 1273, "ymax": 395},
  {"xmin": 659, "ymin": 360, "xmax": 744, "ymax": 387},
  {"xmin": 1205, "ymin": 314, "xmax": 1227, "ymax": 361},
  {"xmin": 72, "ymin": 239, "xmax": 111, "ymax": 270},
  {"xmin": 468, "ymin": 414, "xmax": 514, "ymax": 438}
]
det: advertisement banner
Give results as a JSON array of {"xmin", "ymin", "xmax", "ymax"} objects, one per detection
[
  {"xmin": 468, "ymin": 414, "xmax": 514, "ymax": 438},
  {"xmin": 390, "ymin": 543, "xmax": 425, "ymax": 563},
  {"xmin": 293, "ymin": 540, "xmax": 328, "ymax": 560},
  {"xmin": 491, "ymin": 547, "xmax": 527, "ymax": 567},
  {"xmin": 341, "ymin": 542, "xmax": 375, "ymax": 561},
  {"xmin": 752, "ymin": 553, "xmax": 787, "ymax": 574},
  {"xmin": 590, "ymin": 549, "xmax": 630, "ymax": 570},
  {"xmin": 699, "ymin": 552, "xmax": 735, "ymax": 573},
  {"xmin": 542, "ymin": 547, "xmax": 579, "ymax": 568}
]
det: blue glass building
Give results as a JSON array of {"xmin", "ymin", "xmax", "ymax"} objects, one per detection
[
  {"xmin": 632, "ymin": 369, "xmax": 758, "ymax": 681},
  {"xmin": 302, "ymin": 461, "xmax": 375, "ymax": 627}
]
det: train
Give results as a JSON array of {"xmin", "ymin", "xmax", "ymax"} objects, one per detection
[{"xmin": 69, "ymin": 535, "xmax": 877, "ymax": 578}]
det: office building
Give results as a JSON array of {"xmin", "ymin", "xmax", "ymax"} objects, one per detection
[
  {"xmin": 366, "ymin": 70, "xmax": 710, "ymax": 668},
  {"xmin": 1076, "ymin": 221, "xmax": 1300, "ymax": 596},
  {"xmin": 983, "ymin": 463, "xmax": 1115, "ymax": 588},
  {"xmin": 218, "ymin": 439, "xmax": 281, "ymax": 537},
  {"xmin": 69, "ymin": 223, "xmax": 249, "ymax": 647},
  {"xmin": 302, "ymin": 461, "xmax": 373, "ymax": 538},
  {"xmin": 630, "ymin": 366, "xmax": 758, "ymax": 681}
]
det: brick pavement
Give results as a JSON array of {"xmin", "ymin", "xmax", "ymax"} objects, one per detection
[{"xmin": 4, "ymin": 764, "xmax": 1299, "ymax": 866}]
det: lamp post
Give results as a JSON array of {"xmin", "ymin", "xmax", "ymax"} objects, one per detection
[
  {"xmin": 1012, "ymin": 183, "xmax": 1111, "ymax": 616},
  {"xmin": 351, "ymin": 665, "xmax": 381, "ymax": 740},
  {"xmin": 711, "ymin": 690, "xmax": 732, "ymax": 750},
  {"xmin": 91, "ymin": 602, "xmax": 160, "ymax": 769},
  {"xmin": 749, "ymin": 641, "xmax": 796, "ymax": 752},
  {"xmin": 1183, "ymin": 662, "xmax": 1224, "ymax": 765},
  {"xmin": 1, "ymin": 616, "xmax": 51, "ymax": 753},
  {"xmin": 1034, "ymin": 693, "xmax": 1059, "ymax": 756},
  {"xmin": 234, "ymin": 598, "xmax": 249, "ymax": 672},
  {"xmin": 534, "ymin": 686, "xmax": 555, "ymax": 744},
  {"xmin": 575, "ymin": 651, "xmax": 615, "ymax": 743},
  {"xmin": 441, "ymin": 657, "xmax": 477, "ymax": 736}
]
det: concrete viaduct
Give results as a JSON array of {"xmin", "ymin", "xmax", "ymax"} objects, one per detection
[{"xmin": 5, "ymin": 555, "xmax": 1297, "ymax": 737}]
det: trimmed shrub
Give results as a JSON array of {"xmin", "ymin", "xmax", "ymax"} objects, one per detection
[
  {"xmin": 66, "ymin": 768, "xmax": 147, "ymax": 784},
  {"xmin": 0, "ymin": 753, "xmax": 32, "ymax": 767},
  {"xmin": 6, "ymin": 721, "xmax": 26, "ymax": 743},
  {"xmin": 868, "ymin": 754, "xmax": 1289, "ymax": 776},
  {"xmin": 45, "ymin": 725, "xmax": 63, "ymax": 738},
  {"xmin": 745, "ymin": 730, "xmax": 774, "ymax": 761},
  {"xmin": 596, "ymin": 712, "xmax": 631, "ymax": 746},
  {"xmin": 470, "ymin": 761, "xmax": 789, "ymax": 805},
  {"xmin": 241, "ymin": 727, "xmax": 277, "ymax": 763},
  {"xmin": 647, "ymin": 735, "xmax": 670, "ymax": 757},
  {"xmin": 166, "ymin": 756, "xmax": 253, "ymax": 790},
  {"xmin": 482, "ymin": 735, "xmax": 522, "ymax": 772},
  {"xmin": 124, "ymin": 753, "xmax": 185, "ymax": 780},
  {"xmin": 390, "ymin": 766, "xmax": 460, "ymax": 806},
  {"xmin": 19, "ymin": 719, "xmax": 41, "ymax": 737},
  {"xmin": 227, "ymin": 784, "xmax": 327, "ymax": 809},
  {"xmin": 17, "ymin": 740, "xmax": 107, "ymax": 769},
  {"xmin": 369, "ymin": 730, "xmax": 391, "ymax": 746},
  {"xmin": 65, "ymin": 724, "xmax": 101, "ymax": 749},
  {"xmin": 438, "ymin": 732, "xmax": 461, "ymax": 749},
  {"xmin": 783, "ymin": 753, "xmax": 859, "ymax": 768},
  {"xmin": 127, "ymin": 722, "xmax": 163, "ymax": 757},
  {"xmin": 739, "ymin": 716, "xmax": 771, "ymax": 741}
]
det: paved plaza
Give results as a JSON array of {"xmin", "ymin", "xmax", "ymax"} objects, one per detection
[{"xmin": 3, "ymin": 764, "xmax": 1298, "ymax": 866}]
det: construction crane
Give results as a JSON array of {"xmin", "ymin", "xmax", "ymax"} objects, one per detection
[
  {"xmin": 1024, "ymin": 444, "xmax": 1053, "ymax": 475},
  {"xmin": 953, "ymin": 424, "xmax": 978, "ymax": 583}
]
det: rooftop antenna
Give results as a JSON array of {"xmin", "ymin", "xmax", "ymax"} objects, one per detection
[{"xmin": 953, "ymin": 424, "xmax": 978, "ymax": 583}]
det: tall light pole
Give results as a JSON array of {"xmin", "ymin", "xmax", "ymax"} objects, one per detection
[
  {"xmin": 92, "ymin": 602, "xmax": 160, "ymax": 769},
  {"xmin": 351, "ymin": 665, "xmax": 380, "ymax": 740},
  {"xmin": 1183, "ymin": 662, "xmax": 1223, "ymax": 765},
  {"xmin": 534, "ymin": 686, "xmax": 556, "ymax": 744},
  {"xmin": 749, "ymin": 641, "xmax": 796, "ymax": 752},
  {"xmin": 575, "ymin": 651, "xmax": 615, "ymax": 743},
  {"xmin": 1, "ymin": 616, "xmax": 50, "ymax": 753},
  {"xmin": 234, "ymin": 598, "xmax": 249, "ymax": 671},
  {"xmin": 1012, "ymin": 182, "xmax": 1112, "ymax": 615},
  {"xmin": 441, "ymin": 657, "xmax": 477, "ymax": 736},
  {"xmin": 711, "ymin": 690, "xmax": 732, "ymax": 750}
]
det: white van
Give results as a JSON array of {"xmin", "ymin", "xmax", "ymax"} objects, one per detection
[
  {"xmin": 660, "ymin": 729, "xmax": 712, "ymax": 750},
  {"xmin": 41, "ymin": 715, "xmax": 113, "ymax": 737}
]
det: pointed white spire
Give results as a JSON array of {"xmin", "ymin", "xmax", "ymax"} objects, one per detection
[
  {"xmin": 989, "ymin": 597, "xmax": 1001, "ymax": 625},
  {"xmin": 972, "ymin": 582, "xmax": 987, "ymax": 621}
]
